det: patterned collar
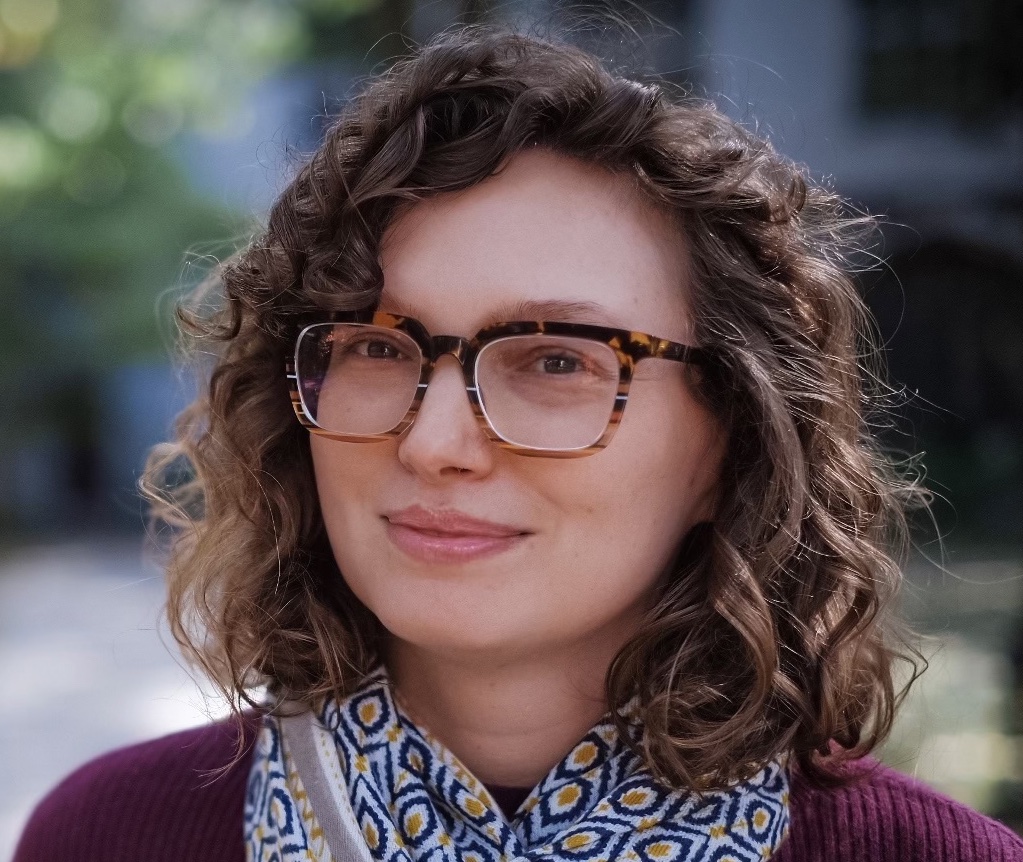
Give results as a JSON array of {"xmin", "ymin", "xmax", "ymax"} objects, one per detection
[{"xmin": 246, "ymin": 668, "xmax": 790, "ymax": 862}]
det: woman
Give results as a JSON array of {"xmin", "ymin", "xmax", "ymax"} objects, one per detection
[{"xmin": 15, "ymin": 25, "xmax": 1023, "ymax": 862}]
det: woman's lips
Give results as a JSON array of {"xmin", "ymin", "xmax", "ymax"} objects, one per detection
[{"xmin": 384, "ymin": 506, "xmax": 529, "ymax": 564}]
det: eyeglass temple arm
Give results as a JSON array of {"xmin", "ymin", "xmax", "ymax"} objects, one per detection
[{"xmin": 651, "ymin": 339, "xmax": 710, "ymax": 365}]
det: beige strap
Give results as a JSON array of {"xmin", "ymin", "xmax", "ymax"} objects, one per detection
[{"xmin": 279, "ymin": 711, "xmax": 375, "ymax": 862}]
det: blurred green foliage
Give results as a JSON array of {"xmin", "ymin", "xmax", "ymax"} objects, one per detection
[{"xmin": 0, "ymin": 0, "xmax": 383, "ymax": 445}]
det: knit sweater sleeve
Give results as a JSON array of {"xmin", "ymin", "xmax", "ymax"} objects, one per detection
[
  {"xmin": 15, "ymin": 729, "xmax": 1023, "ymax": 862},
  {"xmin": 775, "ymin": 759, "xmax": 1023, "ymax": 862},
  {"xmin": 12, "ymin": 717, "xmax": 256, "ymax": 862}
]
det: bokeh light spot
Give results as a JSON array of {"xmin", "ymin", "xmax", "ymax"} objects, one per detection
[
  {"xmin": 42, "ymin": 84, "xmax": 110, "ymax": 142},
  {"xmin": 0, "ymin": 116, "xmax": 52, "ymax": 188},
  {"xmin": 122, "ymin": 98, "xmax": 184, "ymax": 145},
  {"xmin": 0, "ymin": 0, "xmax": 59, "ymax": 38}
]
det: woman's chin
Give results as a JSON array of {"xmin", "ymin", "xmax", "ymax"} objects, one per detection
[{"xmin": 380, "ymin": 615, "xmax": 552, "ymax": 663}]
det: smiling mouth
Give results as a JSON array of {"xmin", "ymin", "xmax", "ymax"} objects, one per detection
[{"xmin": 384, "ymin": 507, "xmax": 529, "ymax": 563}]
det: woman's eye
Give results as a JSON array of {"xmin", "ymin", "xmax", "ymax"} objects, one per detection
[
  {"xmin": 354, "ymin": 339, "xmax": 406, "ymax": 359},
  {"xmin": 540, "ymin": 354, "xmax": 582, "ymax": 374}
]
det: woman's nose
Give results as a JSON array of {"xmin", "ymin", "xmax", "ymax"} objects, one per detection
[{"xmin": 396, "ymin": 356, "xmax": 495, "ymax": 480}]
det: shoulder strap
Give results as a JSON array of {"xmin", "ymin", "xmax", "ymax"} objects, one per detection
[{"xmin": 279, "ymin": 710, "xmax": 375, "ymax": 862}]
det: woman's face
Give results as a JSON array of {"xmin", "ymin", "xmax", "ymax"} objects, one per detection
[{"xmin": 311, "ymin": 149, "xmax": 725, "ymax": 663}]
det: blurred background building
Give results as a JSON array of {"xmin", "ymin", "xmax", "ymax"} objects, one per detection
[{"xmin": 1, "ymin": 0, "xmax": 1021, "ymax": 853}]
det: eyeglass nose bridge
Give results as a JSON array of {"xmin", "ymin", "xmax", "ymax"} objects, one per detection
[
  {"xmin": 427, "ymin": 334, "xmax": 471, "ymax": 363},
  {"xmin": 407, "ymin": 333, "xmax": 497, "ymax": 443},
  {"xmin": 420, "ymin": 334, "xmax": 479, "ymax": 389}
]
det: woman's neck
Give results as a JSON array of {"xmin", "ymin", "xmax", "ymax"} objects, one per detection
[{"xmin": 386, "ymin": 638, "xmax": 619, "ymax": 789}]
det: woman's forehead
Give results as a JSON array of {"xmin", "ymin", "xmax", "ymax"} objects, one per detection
[{"xmin": 378, "ymin": 149, "xmax": 693, "ymax": 339}]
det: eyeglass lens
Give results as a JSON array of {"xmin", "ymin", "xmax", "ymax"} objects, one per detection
[{"xmin": 296, "ymin": 323, "xmax": 621, "ymax": 450}]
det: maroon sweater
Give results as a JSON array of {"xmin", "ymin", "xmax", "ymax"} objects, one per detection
[{"xmin": 13, "ymin": 719, "xmax": 1023, "ymax": 861}]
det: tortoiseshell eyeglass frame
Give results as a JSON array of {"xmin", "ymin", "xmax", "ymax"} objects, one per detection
[{"xmin": 285, "ymin": 311, "xmax": 711, "ymax": 458}]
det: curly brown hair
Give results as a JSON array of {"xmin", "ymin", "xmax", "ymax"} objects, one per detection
[{"xmin": 144, "ymin": 25, "xmax": 925, "ymax": 791}]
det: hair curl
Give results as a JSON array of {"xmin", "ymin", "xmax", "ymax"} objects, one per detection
[{"xmin": 145, "ymin": 25, "xmax": 925, "ymax": 790}]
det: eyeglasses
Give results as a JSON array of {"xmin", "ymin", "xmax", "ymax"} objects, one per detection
[{"xmin": 286, "ymin": 311, "xmax": 710, "ymax": 457}]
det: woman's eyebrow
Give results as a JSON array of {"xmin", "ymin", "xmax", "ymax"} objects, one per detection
[
  {"xmin": 377, "ymin": 293, "xmax": 613, "ymax": 327},
  {"xmin": 495, "ymin": 298, "xmax": 612, "ymax": 324}
]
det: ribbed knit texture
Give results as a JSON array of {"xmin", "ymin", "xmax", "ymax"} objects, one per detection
[
  {"xmin": 13, "ymin": 720, "xmax": 1023, "ymax": 862},
  {"xmin": 13, "ymin": 719, "xmax": 252, "ymax": 862},
  {"xmin": 773, "ymin": 759, "xmax": 1023, "ymax": 862}
]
